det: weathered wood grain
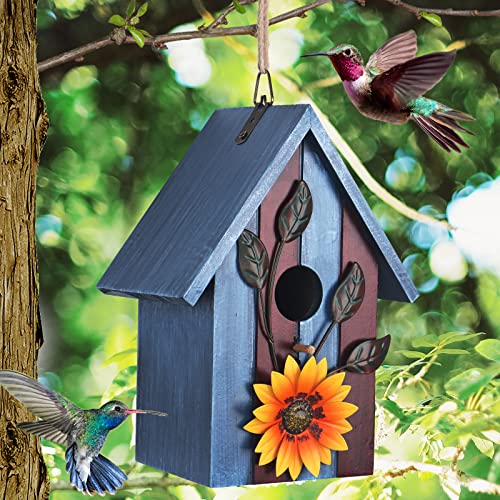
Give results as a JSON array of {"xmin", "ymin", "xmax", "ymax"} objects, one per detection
[
  {"xmin": 211, "ymin": 215, "xmax": 258, "ymax": 487},
  {"xmin": 298, "ymin": 133, "xmax": 343, "ymax": 481},
  {"xmin": 253, "ymin": 148, "xmax": 300, "ymax": 484},
  {"xmin": 336, "ymin": 206, "xmax": 378, "ymax": 477}
]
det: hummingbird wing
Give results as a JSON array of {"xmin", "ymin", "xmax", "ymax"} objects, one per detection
[
  {"xmin": 371, "ymin": 51, "xmax": 456, "ymax": 108},
  {"xmin": 366, "ymin": 30, "xmax": 417, "ymax": 75},
  {"xmin": 0, "ymin": 370, "xmax": 81, "ymax": 441}
]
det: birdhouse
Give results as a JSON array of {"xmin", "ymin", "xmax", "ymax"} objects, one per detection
[{"xmin": 98, "ymin": 104, "xmax": 418, "ymax": 488}]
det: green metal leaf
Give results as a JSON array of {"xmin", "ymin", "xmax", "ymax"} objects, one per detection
[
  {"xmin": 344, "ymin": 335, "xmax": 391, "ymax": 374},
  {"xmin": 128, "ymin": 26, "xmax": 145, "ymax": 48},
  {"xmin": 278, "ymin": 180, "xmax": 313, "ymax": 242},
  {"xmin": 420, "ymin": 12, "xmax": 443, "ymax": 27},
  {"xmin": 237, "ymin": 229, "xmax": 269, "ymax": 289},
  {"xmin": 126, "ymin": 0, "xmax": 137, "ymax": 18},
  {"xmin": 475, "ymin": 338, "xmax": 500, "ymax": 362},
  {"xmin": 136, "ymin": 2, "xmax": 148, "ymax": 17},
  {"xmin": 108, "ymin": 14, "xmax": 126, "ymax": 26},
  {"xmin": 332, "ymin": 262, "xmax": 365, "ymax": 324}
]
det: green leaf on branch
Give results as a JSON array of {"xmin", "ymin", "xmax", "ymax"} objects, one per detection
[
  {"xmin": 139, "ymin": 29, "xmax": 153, "ymax": 38},
  {"xmin": 108, "ymin": 14, "xmax": 126, "ymax": 26},
  {"xmin": 445, "ymin": 365, "xmax": 500, "ymax": 400},
  {"xmin": 232, "ymin": 0, "xmax": 246, "ymax": 13},
  {"xmin": 237, "ymin": 229, "xmax": 269, "ymax": 289},
  {"xmin": 420, "ymin": 12, "xmax": 443, "ymax": 27},
  {"xmin": 397, "ymin": 350, "xmax": 427, "ymax": 359},
  {"xmin": 130, "ymin": 16, "xmax": 140, "ymax": 25},
  {"xmin": 438, "ymin": 348, "xmax": 470, "ymax": 355},
  {"xmin": 438, "ymin": 331, "xmax": 483, "ymax": 346},
  {"xmin": 136, "ymin": 2, "xmax": 148, "ymax": 17},
  {"xmin": 128, "ymin": 26, "xmax": 145, "ymax": 48},
  {"xmin": 126, "ymin": 0, "xmax": 137, "ymax": 18},
  {"xmin": 412, "ymin": 334, "xmax": 438, "ymax": 348},
  {"xmin": 475, "ymin": 338, "xmax": 500, "ymax": 362}
]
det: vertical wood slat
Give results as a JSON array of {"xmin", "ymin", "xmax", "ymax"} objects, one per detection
[
  {"xmin": 253, "ymin": 148, "xmax": 301, "ymax": 484},
  {"xmin": 337, "ymin": 206, "xmax": 378, "ymax": 477},
  {"xmin": 136, "ymin": 290, "xmax": 214, "ymax": 486},
  {"xmin": 298, "ymin": 134, "xmax": 342, "ymax": 480},
  {"xmin": 212, "ymin": 215, "xmax": 258, "ymax": 487}
]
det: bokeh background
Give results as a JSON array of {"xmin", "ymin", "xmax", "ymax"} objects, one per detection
[{"xmin": 36, "ymin": 0, "xmax": 499, "ymax": 498}]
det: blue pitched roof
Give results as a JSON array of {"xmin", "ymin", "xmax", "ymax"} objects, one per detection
[{"xmin": 98, "ymin": 105, "xmax": 418, "ymax": 306}]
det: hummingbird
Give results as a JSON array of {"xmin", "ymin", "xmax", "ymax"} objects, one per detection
[
  {"xmin": 0, "ymin": 370, "xmax": 168, "ymax": 496},
  {"xmin": 303, "ymin": 30, "xmax": 474, "ymax": 152}
]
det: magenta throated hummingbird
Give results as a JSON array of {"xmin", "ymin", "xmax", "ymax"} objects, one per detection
[
  {"xmin": 0, "ymin": 370, "xmax": 168, "ymax": 496},
  {"xmin": 303, "ymin": 30, "xmax": 474, "ymax": 152}
]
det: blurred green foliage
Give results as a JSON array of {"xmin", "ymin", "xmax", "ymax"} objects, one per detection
[{"xmin": 36, "ymin": 0, "xmax": 499, "ymax": 498}]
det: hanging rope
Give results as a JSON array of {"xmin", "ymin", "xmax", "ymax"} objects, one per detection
[{"xmin": 257, "ymin": 0, "xmax": 270, "ymax": 74}]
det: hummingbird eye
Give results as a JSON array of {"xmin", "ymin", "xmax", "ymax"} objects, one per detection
[
  {"xmin": 114, "ymin": 406, "xmax": 122, "ymax": 412},
  {"xmin": 344, "ymin": 48, "xmax": 352, "ymax": 57}
]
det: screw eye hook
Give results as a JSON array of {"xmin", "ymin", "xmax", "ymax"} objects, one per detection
[{"xmin": 253, "ymin": 70, "xmax": 274, "ymax": 106}]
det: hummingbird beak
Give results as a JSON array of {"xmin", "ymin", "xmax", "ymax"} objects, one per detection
[
  {"xmin": 125, "ymin": 409, "xmax": 169, "ymax": 417},
  {"xmin": 301, "ymin": 52, "xmax": 329, "ymax": 58}
]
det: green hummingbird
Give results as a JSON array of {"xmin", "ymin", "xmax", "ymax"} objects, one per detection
[
  {"xmin": 0, "ymin": 370, "xmax": 168, "ymax": 496},
  {"xmin": 303, "ymin": 30, "xmax": 474, "ymax": 152}
]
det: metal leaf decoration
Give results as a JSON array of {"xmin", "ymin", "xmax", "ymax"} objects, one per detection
[
  {"xmin": 278, "ymin": 180, "xmax": 313, "ymax": 243},
  {"xmin": 332, "ymin": 262, "xmax": 365, "ymax": 323},
  {"xmin": 344, "ymin": 335, "xmax": 391, "ymax": 374},
  {"xmin": 237, "ymin": 229, "xmax": 270, "ymax": 289}
]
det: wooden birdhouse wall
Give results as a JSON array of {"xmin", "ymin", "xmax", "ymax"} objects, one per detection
[{"xmin": 136, "ymin": 216, "xmax": 260, "ymax": 488}]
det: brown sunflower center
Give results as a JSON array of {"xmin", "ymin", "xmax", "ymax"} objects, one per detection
[{"xmin": 282, "ymin": 399, "xmax": 313, "ymax": 435}]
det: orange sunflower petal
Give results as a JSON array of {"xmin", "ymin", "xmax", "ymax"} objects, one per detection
[
  {"xmin": 321, "ymin": 401, "xmax": 358, "ymax": 420},
  {"xmin": 298, "ymin": 436, "xmax": 321, "ymax": 477},
  {"xmin": 259, "ymin": 443, "xmax": 280, "ymax": 466},
  {"xmin": 254, "ymin": 384, "xmax": 280, "ymax": 405},
  {"xmin": 253, "ymin": 403, "xmax": 282, "ymax": 423},
  {"xmin": 271, "ymin": 371, "xmax": 294, "ymax": 404},
  {"xmin": 284, "ymin": 355, "xmax": 300, "ymax": 391},
  {"xmin": 327, "ymin": 384, "xmax": 351, "ymax": 402},
  {"xmin": 314, "ymin": 372, "xmax": 346, "ymax": 402},
  {"xmin": 288, "ymin": 445, "xmax": 303, "ymax": 480},
  {"xmin": 318, "ymin": 423, "xmax": 349, "ymax": 451},
  {"xmin": 297, "ymin": 356, "xmax": 318, "ymax": 395},
  {"xmin": 318, "ymin": 444, "xmax": 332, "ymax": 465},
  {"xmin": 320, "ymin": 418, "xmax": 352, "ymax": 434},
  {"xmin": 243, "ymin": 418, "xmax": 276, "ymax": 434},
  {"xmin": 313, "ymin": 358, "xmax": 328, "ymax": 389},
  {"xmin": 255, "ymin": 424, "xmax": 282, "ymax": 453},
  {"xmin": 276, "ymin": 437, "xmax": 296, "ymax": 477}
]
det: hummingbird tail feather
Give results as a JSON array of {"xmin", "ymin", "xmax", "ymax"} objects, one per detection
[
  {"xmin": 410, "ymin": 99, "xmax": 474, "ymax": 153},
  {"xmin": 66, "ymin": 445, "xmax": 127, "ymax": 496}
]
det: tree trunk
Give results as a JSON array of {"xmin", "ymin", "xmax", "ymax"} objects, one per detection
[{"xmin": 0, "ymin": 0, "xmax": 50, "ymax": 498}]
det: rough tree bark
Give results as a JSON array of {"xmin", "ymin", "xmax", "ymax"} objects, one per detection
[{"xmin": 0, "ymin": 0, "xmax": 50, "ymax": 499}]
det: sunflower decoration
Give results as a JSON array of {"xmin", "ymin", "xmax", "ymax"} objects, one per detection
[{"xmin": 244, "ymin": 355, "xmax": 358, "ymax": 480}]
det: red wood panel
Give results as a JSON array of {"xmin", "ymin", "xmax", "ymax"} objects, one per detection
[
  {"xmin": 253, "ymin": 148, "xmax": 300, "ymax": 484},
  {"xmin": 337, "ymin": 207, "xmax": 378, "ymax": 477}
]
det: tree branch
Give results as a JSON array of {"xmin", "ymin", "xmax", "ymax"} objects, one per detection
[
  {"xmin": 376, "ymin": 459, "xmax": 500, "ymax": 496},
  {"xmin": 50, "ymin": 462, "xmax": 500, "ymax": 496},
  {"xmin": 37, "ymin": 0, "xmax": 500, "ymax": 73},
  {"xmin": 382, "ymin": 0, "xmax": 500, "ymax": 18}
]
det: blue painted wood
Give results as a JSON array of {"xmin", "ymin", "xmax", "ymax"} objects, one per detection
[
  {"xmin": 297, "ymin": 133, "xmax": 343, "ymax": 481},
  {"xmin": 98, "ymin": 104, "xmax": 417, "ymax": 307},
  {"xmin": 307, "ymin": 109, "xmax": 418, "ymax": 303},
  {"xmin": 136, "ymin": 288, "xmax": 214, "ymax": 486},
  {"xmin": 211, "ymin": 216, "xmax": 257, "ymax": 487},
  {"xmin": 98, "ymin": 105, "xmax": 311, "ymax": 306}
]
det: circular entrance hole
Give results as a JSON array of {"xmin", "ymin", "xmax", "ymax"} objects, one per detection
[{"xmin": 275, "ymin": 265, "xmax": 323, "ymax": 322}]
